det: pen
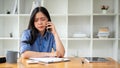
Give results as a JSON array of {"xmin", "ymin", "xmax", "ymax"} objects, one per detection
[
  {"xmin": 38, "ymin": 62, "xmax": 47, "ymax": 65},
  {"xmin": 81, "ymin": 60, "xmax": 84, "ymax": 64}
]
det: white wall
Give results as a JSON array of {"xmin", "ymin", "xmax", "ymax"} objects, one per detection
[
  {"xmin": 0, "ymin": 17, "xmax": 3, "ymax": 37},
  {"xmin": 0, "ymin": 41, "xmax": 3, "ymax": 55},
  {"xmin": 0, "ymin": 0, "xmax": 3, "ymax": 14}
]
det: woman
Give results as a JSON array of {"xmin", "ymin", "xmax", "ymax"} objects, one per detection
[{"xmin": 20, "ymin": 7, "xmax": 65, "ymax": 58}]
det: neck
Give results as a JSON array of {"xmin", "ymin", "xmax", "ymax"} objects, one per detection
[{"xmin": 40, "ymin": 30, "xmax": 46, "ymax": 37}]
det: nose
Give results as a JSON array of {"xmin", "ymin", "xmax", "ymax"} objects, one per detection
[{"xmin": 38, "ymin": 19, "xmax": 43, "ymax": 24}]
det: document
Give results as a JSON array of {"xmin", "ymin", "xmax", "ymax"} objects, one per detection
[{"xmin": 27, "ymin": 57, "xmax": 70, "ymax": 64}]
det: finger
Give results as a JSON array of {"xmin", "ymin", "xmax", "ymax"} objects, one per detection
[
  {"xmin": 46, "ymin": 23, "xmax": 52, "ymax": 27},
  {"xmin": 56, "ymin": 51, "xmax": 61, "ymax": 58},
  {"xmin": 47, "ymin": 22, "xmax": 51, "ymax": 24},
  {"xmin": 47, "ymin": 22, "xmax": 53, "ymax": 25},
  {"xmin": 46, "ymin": 27, "xmax": 52, "ymax": 30}
]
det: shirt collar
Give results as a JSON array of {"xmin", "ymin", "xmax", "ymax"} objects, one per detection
[
  {"xmin": 39, "ymin": 30, "xmax": 50, "ymax": 40},
  {"xmin": 43, "ymin": 31, "xmax": 48, "ymax": 40}
]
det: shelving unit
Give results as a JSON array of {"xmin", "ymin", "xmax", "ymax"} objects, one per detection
[
  {"xmin": 68, "ymin": 0, "xmax": 120, "ymax": 62},
  {"xmin": 93, "ymin": 0, "xmax": 119, "ymax": 62},
  {"xmin": 0, "ymin": 0, "xmax": 19, "ymax": 56},
  {"xmin": 0, "ymin": 0, "xmax": 120, "ymax": 63}
]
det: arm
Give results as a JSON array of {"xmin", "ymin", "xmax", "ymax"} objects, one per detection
[
  {"xmin": 21, "ymin": 51, "xmax": 56, "ymax": 59},
  {"xmin": 53, "ymin": 32, "xmax": 65, "ymax": 57},
  {"xmin": 47, "ymin": 22, "xmax": 65, "ymax": 57},
  {"xmin": 20, "ymin": 30, "xmax": 56, "ymax": 59}
]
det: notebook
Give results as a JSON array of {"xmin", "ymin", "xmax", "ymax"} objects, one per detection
[
  {"xmin": 84, "ymin": 57, "xmax": 109, "ymax": 63},
  {"xmin": 27, "ymin": 57, "xmax": 70, "ymax": 64}
]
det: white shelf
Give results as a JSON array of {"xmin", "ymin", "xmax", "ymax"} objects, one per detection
[
  {"xmin": 19, "ymin": 14, "xmax": 30, "ymax": 16},
  {"xmin": 0, "ymin": 37, "xmax": 19, "ymax": 40},
  {"xmin": 93, "ymin": 38, "xmax": 116, "ymax": 40},
  {"xmin": 68, "ymin": 13, "xmax": 91, "ymax": 16},
  {"xmin": 93, "ymin": 13, "xmax": 116, "ymax": 16},
  {"xmin": 50, "ymin": 14, "xmax": 66, "ymax": 16},
  {"xmin": 0, "ymin": 14, "xmax": 18, "ymax": 16},
  {"xmin": 68, "ymin": 38, "xmax": 91, "ymax": 40}
]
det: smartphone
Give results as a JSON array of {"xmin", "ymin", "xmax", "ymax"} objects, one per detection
[
  {"xmin": 47, "ymin": 25, "xmax": 51, "ymax": 31},
  {"xmin": 46, "ymin": 23, "xmax": 51, "ymax": 31}
]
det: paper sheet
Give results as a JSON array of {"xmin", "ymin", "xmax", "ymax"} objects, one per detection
[{"xmin": 27, "ymin": 57, "xmax": 70, "ymax": 64}]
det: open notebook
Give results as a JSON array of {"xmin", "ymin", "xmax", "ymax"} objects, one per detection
[{"xmin": 27, "ymin": 57, "xmax": 70, "ymax": 64}]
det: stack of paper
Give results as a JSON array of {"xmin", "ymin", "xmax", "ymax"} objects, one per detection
[
  {"xmin": 97, "ymin": 27, "xmax": 110, "ymax": 38},
  {"xmin": 27, "ymin": 57, "xmax": 70, "ymax": 64}
]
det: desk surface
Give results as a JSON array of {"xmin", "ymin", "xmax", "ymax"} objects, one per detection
[{"xmin": 0, "ymin": 57, "xmax": 120, "ymax": 68}]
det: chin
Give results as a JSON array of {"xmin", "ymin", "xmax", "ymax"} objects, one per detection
[{"xmin": 38, "ymin": 29, "xmax": 45, "ymax": 32}]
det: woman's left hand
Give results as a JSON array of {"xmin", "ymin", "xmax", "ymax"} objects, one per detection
[{"xmin": 46, "ymin": 22, "xmax": 57, "ymax": 35}]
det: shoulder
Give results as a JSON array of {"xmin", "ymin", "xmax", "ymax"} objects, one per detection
[
  {"xmin": 46, "ymin": 31, "xmax": 54, "ymax": 39},
  {"xmin": 22, "ymin": 29, "xmax": 31, "ymax": 35},
  {"xmin": 21, "ymin": 29, "xmax": 31, "ymax": 39}
]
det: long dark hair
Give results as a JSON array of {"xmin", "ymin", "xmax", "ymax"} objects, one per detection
[{"xmin": 24, "ymin": 7, "xmax": 51, "ymax": 45}]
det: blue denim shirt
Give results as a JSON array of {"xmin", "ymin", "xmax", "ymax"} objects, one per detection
[{"xmin": 20, "ymin": 29, "xmax": 56, "ymax": 54}]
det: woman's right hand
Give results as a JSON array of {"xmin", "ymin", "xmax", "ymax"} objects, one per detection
[{"xmin": 50, "ymin": 51, "xmax": 63, "ymax": 58}]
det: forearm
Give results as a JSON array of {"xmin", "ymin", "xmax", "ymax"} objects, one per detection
[
  {"xmin": 21, "ymin": 51, "xmax": 55, "ymax": 59},
  {"xmin": 47, "ymin": 22, "xmax": 65, "ymax": 57},
  {"xmin": 53, "ymin": 33, "xmax": 65, "ymax": 57}
]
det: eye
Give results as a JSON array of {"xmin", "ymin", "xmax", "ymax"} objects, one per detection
[
  {"xmin": 41, "ymin": 18, "xmax": 46, "ymax": 21},
  {"xmin": 35, "ymin": 18, "xmax": 39, "ymax": 22}
]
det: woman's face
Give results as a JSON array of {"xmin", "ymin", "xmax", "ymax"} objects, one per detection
[{"xmin": 34, "ymin": 12, "xmax": 48, "ymax": 32}]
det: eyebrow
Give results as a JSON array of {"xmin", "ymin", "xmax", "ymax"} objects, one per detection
[{"xmin": 35, "ymin": 17, "xmax": 46, "ymax": 19}]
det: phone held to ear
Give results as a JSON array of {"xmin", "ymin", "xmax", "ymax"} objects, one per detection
[{"xmin": 47, "ymin": 24, "xmax": 51, "ymax": 31}]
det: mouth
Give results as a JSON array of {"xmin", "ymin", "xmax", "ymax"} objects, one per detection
[{"xmin": 38, "ymin": 26, "xmax": 45, "ymax": 29}]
